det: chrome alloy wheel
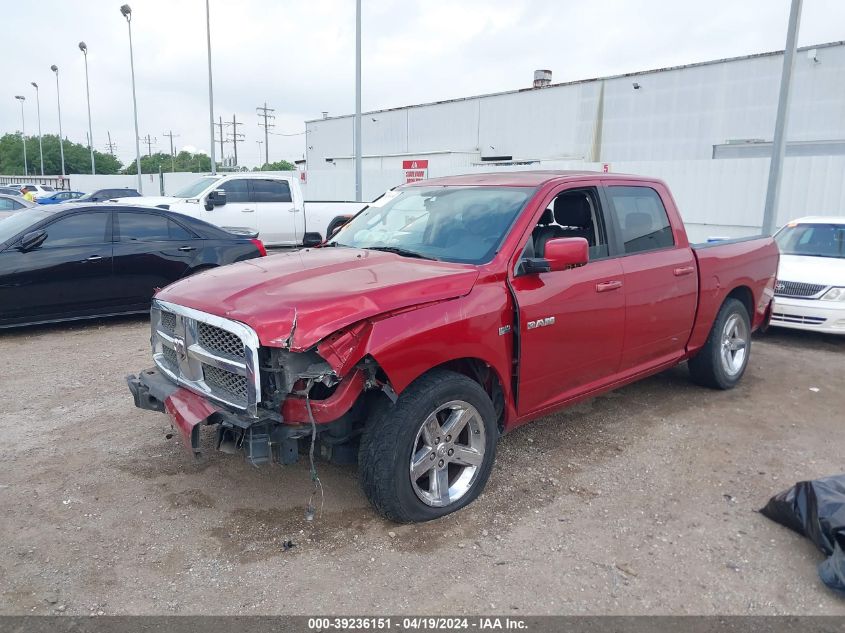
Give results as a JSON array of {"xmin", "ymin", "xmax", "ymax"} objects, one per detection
[
  {"xmin": 720, "ymin": 313, "xmax": 749, "ymax": 377},
  {"xmin": 409, "ymin": 400, "xmax": 486, "ymax": 507}
]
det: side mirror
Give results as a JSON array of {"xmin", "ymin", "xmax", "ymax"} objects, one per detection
[
  {"xmin": 19, "ymin": 230, "xmax": 47, "ymax": 251},
  {"xmin": 205, "ymin": 189, "xmax": 227, "ymax": 210},
  {"xmin": 302, "ymin": 232, "xmax": 322, "ymax": 247},
  {"xmin": 544, "ymin": 237, "xmax": 589, "ymax": 271}
]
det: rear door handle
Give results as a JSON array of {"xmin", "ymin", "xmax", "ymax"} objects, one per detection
[
  {"xmin": 596, "ymin": 280, "xmax": 623, "ymax": 292},
  {"xmin": 674, "ymin": 266, "xmax": 695, "ymax": 276},
  {"xmin": 83, "ymin": 255, "xmax": 103, "ymax": 262},
  {"xmin": 178, "ymin": 246, "xmax": 196, "ymax": 252},
  {"xmin": 241, "ymin": 208, "xmax": 255, "ymax": 213}
]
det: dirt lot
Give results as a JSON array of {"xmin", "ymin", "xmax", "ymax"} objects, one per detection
[{"xmin": 0, "ymin": 317, "xmax": 843, "ymax": 615}]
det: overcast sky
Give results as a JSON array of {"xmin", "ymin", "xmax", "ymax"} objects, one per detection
[{"xmin": 2, "ymin": 0, "xmax": 843, "ymax": 169}]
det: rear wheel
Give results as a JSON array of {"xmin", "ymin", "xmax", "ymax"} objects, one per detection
[
  {"xmin": 688, "ymin": 298, "xmax": 751, "ymax": 389},
  {"xmin": 358, "ymin": 370, "xmax": 497, "ymax": 523}
]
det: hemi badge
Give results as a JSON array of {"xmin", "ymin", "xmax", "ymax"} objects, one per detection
[{"xmin": 498, "ymin": 325, "xmax": 512, "ymax": 336}]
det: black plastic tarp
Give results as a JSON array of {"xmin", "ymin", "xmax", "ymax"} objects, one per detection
[{"xmin": 761, "ymin": 474, "xmax": 845, "ymax": 595}]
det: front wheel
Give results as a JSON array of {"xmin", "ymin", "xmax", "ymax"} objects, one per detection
[
  {"xmin": 358, "ymin": 370, "xmax": 498, "ymax": 522},
  {"xmin": 688, "ymin": 297, "xmax": 751, "ymax": 389}
]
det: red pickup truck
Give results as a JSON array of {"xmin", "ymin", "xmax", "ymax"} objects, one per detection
[{"xmin": 128, "ymin": 171, "xmax": 778, "ymax": 522}]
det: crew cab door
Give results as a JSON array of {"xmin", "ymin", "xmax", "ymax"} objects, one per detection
[
  {"xmin": 603, "ymin": 183, "xmax": 698, "ymax": 374},
  {"xmin": 208, "ymin": 179, "xmax": 259, "ymax": 235},
  {"xmin": 511, "ymin": 183, "xmax": 626, "ymax": 415},
  {"xmin": 250, "ymin": 178, "xmax": 301, "ymax": 246}
]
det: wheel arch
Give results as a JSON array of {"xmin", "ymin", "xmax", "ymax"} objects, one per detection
[{"xmin": 725, "ymin": 285, "xmax": 754, "ymax": 322}]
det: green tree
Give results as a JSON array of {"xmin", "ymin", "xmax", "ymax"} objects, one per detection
[
  {"xmin": 255, "ymin": 159, "xmax": 296, "ymax": 171},
  {"xmin": 0, "ymin": 133, "xmax": 122, "ymax": 175},
  {"xmin": 122, "ymin": 150, "xmax": 212, "ymax": 174}
]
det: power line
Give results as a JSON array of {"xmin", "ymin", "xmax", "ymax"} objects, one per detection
[
  {"xmin": 162, "ymin": 130, "xmax": 180, "ymax": 172},
  {"xmin": 213, "ymin": 115, "xmax": 229, "ymax": 165},
  {"xmin": 140, "ymin": 134, "xmax": 157, "ymax": 158},
  {"xmin": 225, "ymin": 114, "xmax": 245, "ymax": 167},
  {"xmin": 256, "ymin": 102, "xmax": 275, "ymax": 166}
]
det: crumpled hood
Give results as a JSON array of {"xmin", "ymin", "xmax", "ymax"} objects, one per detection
[
  {"xmin": 778, "ymin": 254, "xmax": 845, "ymax": 287},
  {"xmin": 155, "ymin": 247, "xmax": 480, "ymax": 349}
]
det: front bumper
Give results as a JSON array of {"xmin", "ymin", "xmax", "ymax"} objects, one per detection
[
  {"xmin": 771, "ymin": 296, "xmax": 845, "ymax": 334},
  {"xmin": 127, "ymin": 368, "xmax": 223, "ymax": 452},
  {"xmin": 127, "ymin": 367, "xmax": 331, "ymax": 465}
]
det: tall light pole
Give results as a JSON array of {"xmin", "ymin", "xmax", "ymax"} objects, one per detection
[
  {"xmin": 14, "ymin": 96, "xmax": 28, "ymax": 177},
  {"xmin": 354, "ymin": 0, "xmax": 362, "ymax": 201},
  {"xmin": 256, "ymin": 140, "xmax": 263, "ymax": 168},
  {"xmin": 79, "ymin": 41, "xmax": 96, "ymax": 175},
  {"xmin": 50, "ymin": 65, "xmax": 66, "ymax": 179},
  {"xmin": 762, "ymin": 0, "xmax": 803, "ymax": 235},
  {"xmin": 205, "ymin": 0, "xmax": 216, "ymax": 175},
  {"xmin": 121, "ymin": 4, "xmax": 143, "ymax": 192},
  {"xmin": 30, "ymin": 82, "xmax": 44, "ymax": 176}
]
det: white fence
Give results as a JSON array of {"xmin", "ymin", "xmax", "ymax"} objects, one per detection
[{"xmin": 305, "ymin": 156, "xmax": 845, "ymax": 242}]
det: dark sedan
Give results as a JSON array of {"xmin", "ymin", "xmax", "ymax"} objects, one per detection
[
  {"xmin": 0, "ymin": 204, "xmax": 267, "ymax": 328},
  {"xmin": 77, "ymin": 188, "xmax": 141, "ymax": 202}
]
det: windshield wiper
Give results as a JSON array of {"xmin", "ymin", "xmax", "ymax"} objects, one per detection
[{"xmin": 364, "ymin": 246, "xmax": 437, "ymax": 260}]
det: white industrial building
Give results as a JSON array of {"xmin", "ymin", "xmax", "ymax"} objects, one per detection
[{"xmin": 303, "ymin": 41, "xmax": 845, "ymax": 240}]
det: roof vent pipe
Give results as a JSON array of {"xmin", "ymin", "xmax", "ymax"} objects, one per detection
[{"xmin": 533, "ymin": 69, "xmax": 552, "ymax": 88}]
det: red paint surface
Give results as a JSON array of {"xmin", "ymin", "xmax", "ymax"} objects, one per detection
[
  {"xmin": 157, "ymin": 172, "xmax": 778, "ymax": 432},
  {"xmin": 164, "ymin": 388, "xmax": 221, "ymax": 450},
  {"xmin": 282, "ymin": 370, "xmax": 366, "ymax": 424}
]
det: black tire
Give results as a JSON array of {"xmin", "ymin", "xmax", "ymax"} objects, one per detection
[
  {"xmin": 358, "ymin": 370, "xmax": 498, "ymax": 523},
  {"xmin": 688, "ymin": 298, "xmax": 751, "ymax": 390}
]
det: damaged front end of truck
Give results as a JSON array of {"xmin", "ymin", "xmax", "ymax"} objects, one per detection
[{"xmin": 127, "ymin": 299, "xmax": 392, "ymax": 467}]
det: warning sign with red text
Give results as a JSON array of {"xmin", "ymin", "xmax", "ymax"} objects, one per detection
[{"xmin": 402, "ymin": 159, "xmax": 429, "ymax": 184}]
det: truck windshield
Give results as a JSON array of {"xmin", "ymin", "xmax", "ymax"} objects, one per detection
[
  {"xmin": 775, "ymin": 223, "xmax": 845, "ymax": 259},
  {"xmin": 328, "ymin": 186, "xmax": 533, "ymax": 264},
  {"xmin": 173, "ymin": 177, "xmax": 220, "ymax": 198}
]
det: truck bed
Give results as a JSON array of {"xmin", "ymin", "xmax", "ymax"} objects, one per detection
[{"xmin": 687, "ymin": 235, "xmax": 779, "ymax": 354}]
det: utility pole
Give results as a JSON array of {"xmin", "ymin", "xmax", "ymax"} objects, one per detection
[
  {"xmin": 105, "ymin": 131, "xmax": 117, "ymax": 157},
  {"xmin": 226, "ymin": 114, "xmax": 244, "ymax": 167},
  {"xmin": 162, "ymin": 130, "xmax": 179, "ymax": 172},
  {"xmin": 256, "ymin": 102, "xmax": 274, "ymax": 167},
  {"xmin": 213, "ymin": 116, "xmax": 228, "ymax": 166},
  {"xmin": 762, "ymin": 0, "xmax": 803, "ymax": 235},
  {"xmin": 141, "ymin": 134, "xmax": 156, "ymax": 157},
  {"xmin": 205, "ymin": 0, "xmax": 216, "ymax": 175},
  {"xmin": 354, "ymin": 0, "xmax": 362, "ymax": 201}
]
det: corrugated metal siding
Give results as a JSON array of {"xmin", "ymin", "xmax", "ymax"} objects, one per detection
[{"xmin": 307, "ymin": 42, "xmax": 845, "ymax": 167}]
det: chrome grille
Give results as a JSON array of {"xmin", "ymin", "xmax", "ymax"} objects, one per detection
[
  {"xmin": 160, "ymin": 310, "xmax": 177, "ymax": 333},
  {"xmin": 203, "ymin": 364, "xmax": 248, "ymax": 401},
  {"xmin": 774, "ymin": 280, "xmax": 826, "ymax": 298},
  {"xmin": 150, "ymin": 300, "xmax": 261, "ymax": 417},
  {"xmin": 160, "ymin": 345, "xmax": 178, "ymax": 372},
  {"xmin": 198, "ymin": 322, "xmax": 245, "ymax": 359}
]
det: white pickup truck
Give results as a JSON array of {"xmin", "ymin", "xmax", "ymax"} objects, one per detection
[{"xmin": 115, "ymin": 173, "xmax": 365, "ymax": 247}]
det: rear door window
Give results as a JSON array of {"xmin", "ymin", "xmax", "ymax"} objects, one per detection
[
  {"xmin": 250, "ymin": 179, "xmax": 292, "ymax": 203},
  {"xmin": 40, "ymin": 212, "xmax": 110, "ymax": 247},
  {"xmin": 117, "ymin": 212, "xmax": 194, "ymax": 241},
  {"xmin": 606, "ymin": 186, "xmax": 674, "ymax": 254}
]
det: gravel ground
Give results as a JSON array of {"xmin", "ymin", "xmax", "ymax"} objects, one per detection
[{"xmin": 0, "ymin": 318, "xmax": 843, "ymax": 616}]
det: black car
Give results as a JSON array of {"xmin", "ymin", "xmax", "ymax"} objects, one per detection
[
  {"xmin": 0, "ymin": 204, "xmax": 267, "ymax": 328},
  {"xmin": 77, "ymin": 188, "xmax": 141, "ymax": 202}
]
